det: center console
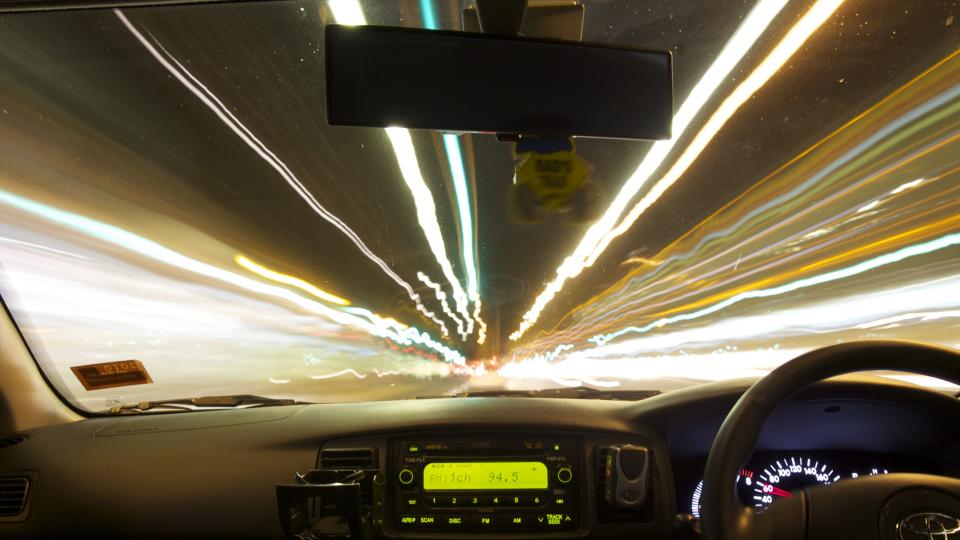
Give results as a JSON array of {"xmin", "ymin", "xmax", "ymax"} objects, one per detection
[
  {"xmin": 279, "ymin": 431, "xmax": 658, "ymax": 539},
  {"xmin": 391, "ymin": 436, "xmax": 581, "ymax": 533}
]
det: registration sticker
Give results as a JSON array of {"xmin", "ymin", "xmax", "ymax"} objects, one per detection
[{"xmin": 70, "ymin": 360, "xmax": 153, "ymax": 391}]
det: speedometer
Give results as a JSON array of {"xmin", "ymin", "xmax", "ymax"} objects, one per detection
[
  {"xmin": 690, "ymin": 469, "xmax": 755, "ymax": 518},
  {"xmin": 753, "ymin": 456, "xmax": 839, "ymax": 511}
]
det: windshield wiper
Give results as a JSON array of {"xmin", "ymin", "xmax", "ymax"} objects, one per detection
[
  {"xmin": 422, "ymin": 386, "xmax": 661, "ymax": 400},
  {"xmin": 100, "ymin": 394, "xmax": 309, "ymax": 414}
]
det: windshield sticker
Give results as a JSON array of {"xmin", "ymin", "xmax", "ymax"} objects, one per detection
[{"xmin": 70, "ymin": 360, "xmax": 153, "ymax": 391}]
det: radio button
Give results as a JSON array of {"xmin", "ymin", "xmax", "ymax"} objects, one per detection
[
  {"xmin": 547, "ymin": 513, "xmax": 574, "ymax": 528},
  {"xmin": 497, "ymin": 514, "xmax": 530, "ymax": 528},
  {"xmin": 475, "ymin": 515, "xmax": 495, "ymax": 528},
  {"xmin": 466, "ymin": 495, "xmax": 482, "ymax": 506},
  {"xmin": 442, "ymin": 515, "xmax": 467, "ymax": 528},
  {"xmin": 481, "ymin": 495, "xmax": 503, "ymax": 506},
  {"xmin": 508, "ymin": 495, "xmax": 523, "ymax": 506},
  {"xmin": 398, "ymin": 515, "xmax": 419, "ymax": 528},
  {"xmin": 416, "ymin": 515, "xmax": 438, "ymax": 528},
  {"xmin": 528, "ymin": 495, "xmax": 546, "ymax": 506},
  {"xmin": 423, "ymin": 495, "xmax": 442, "ymax": 507}
]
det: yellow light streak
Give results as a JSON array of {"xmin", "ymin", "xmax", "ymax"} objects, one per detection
[{"xmin": 235, "ymin": 255, "xmax": 350, "ymax": 306}]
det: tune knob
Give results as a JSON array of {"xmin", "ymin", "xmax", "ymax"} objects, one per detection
[{"xmin": 398, "ymin": 468, "xmax": 415, "ymax": 485}]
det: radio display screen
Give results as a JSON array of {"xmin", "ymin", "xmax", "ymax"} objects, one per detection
[{"xmin": 422, "ymin": 462, "xmax": 548, "ymax": 490}]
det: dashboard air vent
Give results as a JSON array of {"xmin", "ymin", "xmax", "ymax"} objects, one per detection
[
  {"xmin": 0, "ymin": 476, "xmax": 29, "ymax": 518},
  {"xmin": 0, "ymin": 436, "xmax": 25, "ymax": 449},
  {"xmin": 319, "ymin": 448, "xmax": 378, "ymax": 470}
]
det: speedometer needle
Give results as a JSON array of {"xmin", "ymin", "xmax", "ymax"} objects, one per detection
[{"xmin": 759, "ymin": 483, "xmax": 792, "ymax": 498}]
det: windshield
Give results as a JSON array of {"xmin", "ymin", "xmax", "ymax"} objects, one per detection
[{"xmin": 1, "ymin": 0, "xmax": 958, "ymax": 411}]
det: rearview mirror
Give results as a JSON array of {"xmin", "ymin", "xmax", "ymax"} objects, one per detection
[{"xmin": 325, "ymin": 25, "xmax": 673, "ymax": 140}]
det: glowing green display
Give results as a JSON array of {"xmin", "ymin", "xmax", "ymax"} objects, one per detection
[{"xmin": 422, "ymin": 462, "xmax": 548, "ymax": 491}]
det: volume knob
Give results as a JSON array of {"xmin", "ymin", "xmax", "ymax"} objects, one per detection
[{"xmin": 557, "ymin": 466, "xmax": 574, "ymax": 484}]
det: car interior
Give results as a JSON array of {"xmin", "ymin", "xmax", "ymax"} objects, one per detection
[{"xmin": 1, "ymin": 1, "xmax": 959, "ymax": 539}]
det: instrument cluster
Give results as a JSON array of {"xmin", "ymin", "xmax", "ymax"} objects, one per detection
[{"xmin": 674, "ymin": 451, "xmax": 936, "ymax": 517}]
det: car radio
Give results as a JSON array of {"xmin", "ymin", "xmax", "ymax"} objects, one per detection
[{"xmin": 391, "ymin": 436, "xmax": 580, "ymax": 533}]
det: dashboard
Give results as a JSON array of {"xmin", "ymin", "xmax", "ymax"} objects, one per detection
[
  {"xmin": 674, "ymin": 450, "xmax": 936, "ymax": 518},
  {"xmin": 1, "ymin": 376, "xmax": 959, "ymax": 538}
]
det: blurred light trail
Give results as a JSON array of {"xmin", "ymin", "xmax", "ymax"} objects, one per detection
[
  {"xmin": 535, "ymin": 62, "xmax": 960, "ymax": 349},
  {"xmin": 855, "ymin": 310, "xmax": 960, "ymax": 330},
  {"xmin": 442, "ymin": 133, "xmax": 488, "ymax": 344},
  {"xmin": 326, "ymin": 0, "xmax": 365, "ymax": 25},
  {"xmin": 0, "ymin": 187, "xmax": 466, "ymax": 364},
  {"xmin": 237, "ymin": 253, "xmax": 431, "ymax": 334},
  {"xmin": 621, "ymin": 257, "xmax": 661, "ymax": 267},
  {"xmin": 236, "ymin": 255, "xmax": 350, "ymax": 306},
  {"xmin": 115, "ymin": 10, "xmax": 451, "ymax": 338},
  {"xmin": 0, "ymin": 235, "xmax": 88, "ymax": 260},
  {"xmin": 310, "ymin": 363, "xmax": 454, "ymax": 380},
  {"xmin": 564, "ymin": 103, "xmax": 960, "ymax": 343},
  {"xmin": 419, "ymin": 0, "xmax": 438, "ymax": 29},
  {"xmin": 500, "ymin": 342, "xmax": 959, "ymax": 391},
  {"xmin": 418, "ymin": 271, "xmax": 462, "ymax": 338},
  {"xmin": 587, "ymin": 274, "xmax": 960, "ymax": 352},
  {"xmin": 500, "ymin": 348, "xmax": 790, "ymax": 388},
  {"xmin": 443, "ymin": 135, "xmax": 481, "ymax": 305},
  {"xmin": 472, "ymin": 300, "xmax": 487, "ymax": 345},
  {"xmin": 591, "ymin": 232, "xmax": 960, "ymax": 346},
  {"xmin": 311, "ymin": 368, "xmax": 367, "ymax": 380},
  {"xmin": 386, "ymin": 127, "xmax": 476, "ymax": 335},
  {"xmin": 587, "ymin": 204, "xmax": 960, "ymax": 344},
  {"xmin": 892, "ymin": 178, "xmax": 925, "ymax": 194},
  {"xmin": 325, "ymin": 3, "xmax": 486, "ymax": 341},
  {"xmin": 509, "ymin": 0, "xmax": 794, "ymax": 340},
  {"xmin": 587, "ymin": 0, "xmax": 846, "ymax": 266},
  {"xmin": 511, "ymin": 49, "xmax": 960, "ymax": 371}
]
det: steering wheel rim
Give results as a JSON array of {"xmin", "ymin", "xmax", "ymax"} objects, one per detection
[{"xmin": 700, "ymin": 340, "xmax": 960, "ymax": 540}]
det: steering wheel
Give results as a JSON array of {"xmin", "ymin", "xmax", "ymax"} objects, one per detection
[{"xmin": 700, "ymin": 340, "xmax": 960, "ymax": 540}]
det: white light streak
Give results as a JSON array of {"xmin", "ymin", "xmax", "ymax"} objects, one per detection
[
  {"xmin": 891, "ymin": 177, "xmax": 925, "ymax": 194},
  {"xmin": 115, "ymin": 10, "xmax": 449, "ymax": 336},
  {"xmin": 0, "ymin": 188, "xmax": 466, "ymax": 364},
  {"xmin": 326, "ymin": 0, "xmax": 366, "ymax": 25},
  {"xmin": 418, "ymin": 271, "xmax": 465, "ymax": 338},
  {"xmin": 0, "ymin": 235, "xmax": 89, "ymax": 259},
  {"xmin": 510, "ymin": 0, "xmax": 793, "ymax": 340},
  {"xmin": 322, "ymin": 3, "xmax": 484, "ymax": 340},
  {"xmin": 386, "ymin": 127, "xmax": 475, "ymax": 334},
  {"xmin": 856, "ymin": 200, "xmax": 881, "ymax": 213},
  {"xmin": 590, "ymin": 233, "xmax": 960, "ymax": 346},
  {"xmin": 585, "ymin": 0, "xmax": 846, "ymax": 269},
  {"xmin": 310, "ymin": 368, "xmax": 367, "ymax": 380},
  {"xmin": 443, "ymin": 134, "xmax": 480, "ymax": 301},
  {"xmin": 444, "ymin": 133, "xmax": 488, "ymax": 343}
]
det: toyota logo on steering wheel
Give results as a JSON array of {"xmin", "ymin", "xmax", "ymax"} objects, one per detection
[{"xmin": 898, "ymin": 513, "xmax": 960, "ymax": 540}]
